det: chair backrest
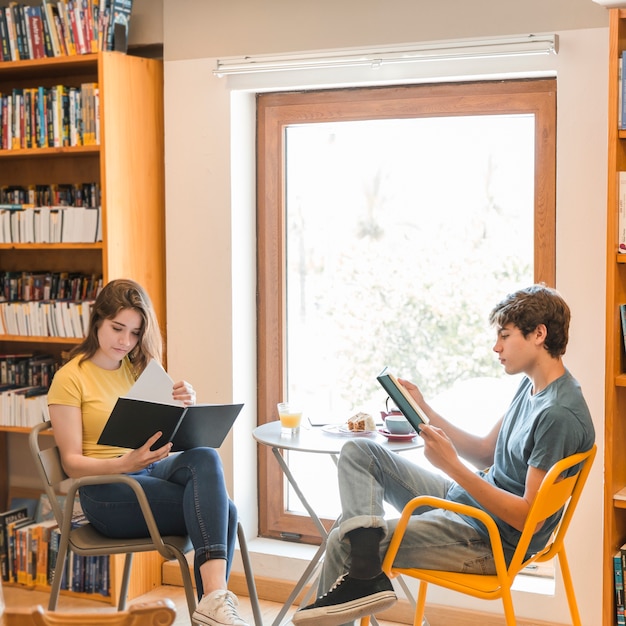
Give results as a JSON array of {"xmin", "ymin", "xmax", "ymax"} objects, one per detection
[
  {"xmin": 28, "ymin": 421, "xmax": 73, "ymax": 530},
  {"xmin": 508, "ymin": 444, "xmax": 596, "ymax": 574},
  {"xmin": 27, "ymin": 599, "xmax": 177, "ymax": 626}
]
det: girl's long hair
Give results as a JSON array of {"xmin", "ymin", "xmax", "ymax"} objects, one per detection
[{"xmin": 70, "ymin": 278, "xmax": 163, "ymax": 376}]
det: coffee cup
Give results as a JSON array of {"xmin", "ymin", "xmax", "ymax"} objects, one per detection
[{"xmin": 384, "ymin": 414, "xmax": 414, "ymax": 435}]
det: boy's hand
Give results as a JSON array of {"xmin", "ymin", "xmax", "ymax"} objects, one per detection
[
  {"xmin": 419, "ymin": 423, "xmax": 461, "ymax": 475},
  {"xmin": 398, "ymin": 378, "xmax": 425, "ymax": 404}
]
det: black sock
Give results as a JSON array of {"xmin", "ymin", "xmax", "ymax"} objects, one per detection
[{"xmin": 347, "ymin": 527, "xmax": 383, "ymax": 580}]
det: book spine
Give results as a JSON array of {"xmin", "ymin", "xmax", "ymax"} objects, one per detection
[
  {"xmin": 36, "ymin": 524, "xmax": 48, "ymax": 585},
  {"xmin": 10, "ymin": 3, "xmax": 25, "ymax": 61},
  {"xmin": 29, "ymin": 7, "xmax": 46, "ymax": 59},
  {"xmin": 0, "ymin": 9, "xmax": 10, "ymax": 61},
  {"xmin": 40, "ymin": 2, "xmax": 55, "ymax": 57},
  {"xmin": 20, "ymin": 4, "xmax": 34, "ymax": 60},
  {"xmin": 622, "ymin": 51, "xmax": 626, "ymax": 131},
  {"xmin": 620, "ymin": 171, "xmax": 626, "ymax": 253},
  {"xmin": 620, "ymin": 549, "xmax": 626, "ymax": 626},
  {"xmin": 4, "ymin": 7, "xmax": 18, "ymax": 61}
]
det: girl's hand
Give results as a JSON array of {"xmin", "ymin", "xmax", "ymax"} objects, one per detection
[
  {"xmin": 173, "ymin": 380, "xmax": 196, "ymax": 406},
  {"xmin": 121, "ymin": 431, "xmax": 172, "ymax": 472}
]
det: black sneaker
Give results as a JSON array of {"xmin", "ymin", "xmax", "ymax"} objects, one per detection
[{"xmin": 292, "ymin": 572, "xmax": 397, "ymax": 626}]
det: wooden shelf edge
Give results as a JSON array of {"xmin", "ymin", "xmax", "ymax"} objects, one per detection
[
  {"xmin": 615, "ymin": 487, "xmax": 626, "ymax": 508},
  {"xmin": 616, "ymin": 373, "xmax": 626, "ymax": 386},
  {"xmin": 0, "ymin": 53, "xmax": 100, "ymax": 71},
  {"xmin": 0, "ymin": 335, "xmax": 83, "ymax": 343},
  {"xmin": 0, "ymin": 243, "xmax": 102, "ymax": 250},
  {"xmin": 0, "ymin": 145, "xmax": 100, "ymax": 159},
  {"xmin": 0, "ymin": 425, "xmax": 51, "ymax": 434}
]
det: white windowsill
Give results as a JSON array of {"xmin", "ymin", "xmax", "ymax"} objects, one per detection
[{"xmin": 235, "ymin": 537, "xmax": 555, "ymax": 596}]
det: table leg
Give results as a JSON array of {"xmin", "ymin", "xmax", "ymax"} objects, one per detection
[{"xmin": 270, "ymin": 447, "xmax": 338, "ymax": 626}]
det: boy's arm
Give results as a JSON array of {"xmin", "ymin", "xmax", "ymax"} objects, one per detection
[
  {"xmin": 398, "ymin": 377, "xmax": 500, "ymax": 468},
  {"xmin": 420, "ymin": 423, "xmax": 547, "ymax": 531}
]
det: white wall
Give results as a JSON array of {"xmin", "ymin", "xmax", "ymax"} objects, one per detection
[{"xmin": 162, "ymin": 2, "xmax": 608, "ymax": 624}]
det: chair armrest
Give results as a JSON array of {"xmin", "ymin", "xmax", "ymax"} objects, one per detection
[
  {"xmin": 60, "ymin": 474, "xmax": 174, "ymax": 554},
  {"xmin": 382, "ymin": 495, "xmax": 509, "ymax": 576}
]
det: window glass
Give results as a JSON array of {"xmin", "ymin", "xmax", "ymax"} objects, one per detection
[{"xmin": 284, "ymin": 115, "xmax": 533, "ymax": 517}]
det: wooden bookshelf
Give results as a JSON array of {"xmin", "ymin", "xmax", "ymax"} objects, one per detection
[
  {"xmin": 605, "ymin": 9, "xmax": 626, "ymax": 626},
  {"xmin": 0, "ymin": 51, "xmax": 166, "ymax": 605}
]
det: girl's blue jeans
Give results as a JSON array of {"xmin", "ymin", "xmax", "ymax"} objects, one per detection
[
  {"xmin": 320, "ymin": 438, "xmax": 496, "ymax": 595},
  {"xmin": 78, "ymin": 447, "xmax": 237, "ymax": 599}
]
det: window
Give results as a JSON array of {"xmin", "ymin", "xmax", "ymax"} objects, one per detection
[{"xmin": 257, "ymin": 79, "xmax": 556, "ymax": 543}]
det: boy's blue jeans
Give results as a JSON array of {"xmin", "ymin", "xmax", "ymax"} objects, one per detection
[
  {"xmin": 319, "ymin": 438, "xmax": 496, "ymax": 595},
  {"xmin": 78, "ymin": 447, "xmax": 237, "ymax": 599}
]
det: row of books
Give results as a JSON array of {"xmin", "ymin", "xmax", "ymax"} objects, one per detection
[
  {"xmin": 0, "ymin": 299, "xmax": 94, "ymax": 338},
  {"xmin": 0, "ymin": 0, "xmax": 133, "ymax": 62},
  {"xmin": 0, "ymin": 82, "xmax": 99, "ymax": 150},
  {"xmin": 1, "ymin": 498, "xmax": 110, "ymax": 595},
  {"xmin": 0, "ymin": 352, "xmax": 59, "ymax": 387},
  {"xmin": 1, "ymin": 271, "xmax": 103, "ymax": 303},
  {"xmin": 0, "ymin": 205, "xmax": 102, "ymax": 243},
  {"xmin": 1, "ymin": 183, "xmax": 101, "ymax": 208},
  {"xmin": 0, "ymin": 385, "xmax": 48, "ymax": 427}
]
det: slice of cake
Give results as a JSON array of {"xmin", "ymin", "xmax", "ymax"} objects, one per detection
[{"xmin": 347, "ymin": 412, "xmax": 376, "ymax": 432}]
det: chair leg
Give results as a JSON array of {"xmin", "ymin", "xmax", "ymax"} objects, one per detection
[
  {"xmin": 414, "ymin": 582, "xmax": 428, "ymax": 626},
  {"xmin": 117, "ymin": 553, "xmax": 134, "ymax": 611},
  {"xmin": 558, "ymin": 550, "xmax": 582, "ymax": 626},
  {"xmin": 47, "ymin": 538, "xmax": 71, "ymax": 610},
  {"xmin": 172, "ymin": 548, "xmax": 198, "ymax": 623},
  {"xmin": 237, "ymin": 521, "xmax": 262, "ymax": 626},
  {"xmin": 500, "ymin": 586, "xmax": 517, "ymax": 626}
]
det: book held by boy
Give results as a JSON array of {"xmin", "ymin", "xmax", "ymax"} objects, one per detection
[{"xmin": 376, "ymin": 367, "xmax": 429, "ymax": 433}]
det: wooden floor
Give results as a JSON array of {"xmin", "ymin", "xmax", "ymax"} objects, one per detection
[{"xmin": 2, "ymin": 584, "xmax": 406, "ymax": 626}]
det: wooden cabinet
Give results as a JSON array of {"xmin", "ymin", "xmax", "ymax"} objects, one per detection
[
  {"xmin": 0, "ymin": 51, "xmax": 166, "ymax": 604},
  {"xmin": 605, "ymin": 9, "xmax": 626, "ymax": 626}
]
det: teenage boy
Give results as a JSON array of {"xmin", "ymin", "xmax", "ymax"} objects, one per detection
[{"xmin": 292, "ymin": 284, "xmax": 595, "ymax": 626}]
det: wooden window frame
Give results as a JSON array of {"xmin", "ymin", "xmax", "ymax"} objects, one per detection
[{"xmin": 257, "ymin": 79, "xmax": 556, "ymax": 543}]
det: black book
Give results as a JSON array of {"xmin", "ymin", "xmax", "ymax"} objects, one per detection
[
  {"xmin": 376, "ymin": 367, "xmax": 430, "ymax": 433},
  {"xmin": 97, "ymin": 398, "xmax": 243, "ymax": 452}
]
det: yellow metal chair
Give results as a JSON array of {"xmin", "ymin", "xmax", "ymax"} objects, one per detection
[{"xmin": 362, "ymin": 444, "xmax": 596, "ymax": 626}]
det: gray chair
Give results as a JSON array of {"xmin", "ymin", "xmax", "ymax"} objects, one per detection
[{"xmin": 29, "ymin": 420, "xmax": 262, "ymax": 626}]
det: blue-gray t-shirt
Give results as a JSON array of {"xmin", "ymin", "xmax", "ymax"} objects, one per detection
[{"xmin": 445, "ymin": 368, "xmax": 595, "ymax": 561}]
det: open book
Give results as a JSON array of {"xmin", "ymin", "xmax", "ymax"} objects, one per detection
[
  {"xmin": 376, "ymin": 367, "xmax": 430, "ymax": 433},
  {"xmin": 97, "ymin": 360, "xmax": 243, "ymax": 451}
]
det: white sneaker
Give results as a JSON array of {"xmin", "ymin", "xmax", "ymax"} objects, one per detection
[{"xmin": 192, "ymin": 590, "xmax": 250, "ymax": 626}]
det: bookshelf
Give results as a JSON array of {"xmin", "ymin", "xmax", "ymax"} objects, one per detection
[
  {"xmin": 606, "ymin": 8, "xmax": 626, "ymax": 626},
  {"xmin": 0, "ymin": 51, "xmax": 166, "ymax": 604}
]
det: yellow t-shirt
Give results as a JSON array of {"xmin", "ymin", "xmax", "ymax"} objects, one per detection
[{"xmin": 47, "ymin": 355, "xmax": 137, "ymax": 459}]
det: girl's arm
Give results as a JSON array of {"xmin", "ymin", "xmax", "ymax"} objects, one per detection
[{"xmin": 49, "ymin": 403, "xmax": 173, "ymax": 479}]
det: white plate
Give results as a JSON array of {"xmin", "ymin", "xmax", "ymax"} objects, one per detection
[{"xmin": 322, "ymin": 424, "xmax": 376, "ymax": 437}]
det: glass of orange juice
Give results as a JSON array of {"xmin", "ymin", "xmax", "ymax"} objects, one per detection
[{"xmin": 277, "ymin": 402, "xmax": 302, "ymax": 436}]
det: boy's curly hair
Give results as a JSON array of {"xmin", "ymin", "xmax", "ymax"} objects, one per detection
[{"xmin": 488, "ymin": 284, "xmax": 570, "ymax": 358}]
